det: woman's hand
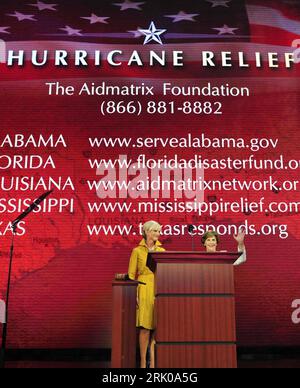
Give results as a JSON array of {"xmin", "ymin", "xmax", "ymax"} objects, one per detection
[{"xmin": 233, "ymin": 228, "xmax": 246, "ymax": 247}]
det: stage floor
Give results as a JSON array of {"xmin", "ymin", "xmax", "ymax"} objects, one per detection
[
  {"xmin": 4, "ymin": 359, "xmax": 300, "ymax": 368},
  {"xmin": 3, "ymin": 347, "xmax": 300, "ymax": 368}
]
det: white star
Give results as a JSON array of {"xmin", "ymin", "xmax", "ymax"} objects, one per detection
[
  {"xmin": 7, "ymin": 11, "xmax": 37, "ymax": 21},
  {"xmin": 81, "ymin": 14, "xmax": 110, "ymax": 24},
  {"xmin": 28, "ymin": 1, "xmax": 57, "ymax": 11},
  {"xmin": 165, "ymin": 11, "xmax": 199, "ymax": 23},
  {"xmin": 113, "ymin": 0, "xmax": 145, "ymax": 11},
  {"xmin": 60, "ymin": 25, "xmax": 82, "ymax": 36},
  {"xmin": 207, "ymin": 0, "xmax": 231, "ymax": 7},
  {"xmin": 139, "ymin": 22, "xmax": 166, "ymax": 45},
  {"xmin": 213, "ymin": 24, "xmax": 238, "ymax": 35},
  {"xmin": 128, "ymin": 28, "xmax": 143, "ymax": 38},
  {"xmin": 0, "ymin": 26, "xmax": 11, "ymax": 34}
]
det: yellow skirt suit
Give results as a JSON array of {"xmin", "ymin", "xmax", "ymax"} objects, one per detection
[{"xmin": 128, "ymin": 239, "xmax": 165, "ymax": 330}]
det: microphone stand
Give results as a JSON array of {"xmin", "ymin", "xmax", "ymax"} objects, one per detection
[
  {"xmin": 0, "ymin": 227, "xmax": 16, "ymax": 369},
  {"xmin": 0, "ymin": 190, "xmax": 53, "ymax": 368},
  {"xmin": 188, "ymin": 225, "xmax": 195, "ymax": 251}
]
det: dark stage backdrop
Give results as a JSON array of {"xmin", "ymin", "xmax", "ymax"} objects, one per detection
[{"xmin": 0, "ymin": 0, "xmax": 299, "ymax": 349}]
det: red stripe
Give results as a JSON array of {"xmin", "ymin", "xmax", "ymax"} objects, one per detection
[
  {"xmin": 248, "ymin": 0, "xmax": 300, "ymax": 22},
  {"xmin": 249, "ymin": 24, "xmax": 300, "ymax": 47}
]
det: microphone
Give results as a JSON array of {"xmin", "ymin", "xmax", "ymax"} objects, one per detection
[
  {"xmin": 188, "ymin": 224, "xmax": 195, "ymax": 251},
  {"xmin": 11, "ymin": 190, "xmax": 54, "ymax": 230}
]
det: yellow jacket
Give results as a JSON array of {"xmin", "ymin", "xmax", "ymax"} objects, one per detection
[
  {"xmin": 128, "ymin": 239, "xmax": 165, "ymax": 280},
  {"xmin": 128, "ymin": 239, "xmax": 165, "ymax": 329}
]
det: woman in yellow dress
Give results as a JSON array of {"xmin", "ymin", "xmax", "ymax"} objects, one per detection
[{"xmin": 128, "ymin": 221, "xmax": 165, "ymax": 368}]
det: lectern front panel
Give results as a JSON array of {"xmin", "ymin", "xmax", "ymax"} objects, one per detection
[
  {"xmin": 156, "ymin": 344, "xmax": 237, "ymax": 368},
  {"xmin": 156, "ymin": 263, "xmax": 234, "ymax": 295},
  {"xmin": 111, "ymin": 281, "xmax": 137, "ymax": 368},
  {"xmin": 156, "ymin": 296, "xmax": 236, "ymax": 342},
  {"xmin": 148, "ymin": 252, "xmax": 240, "ymax": 368}
]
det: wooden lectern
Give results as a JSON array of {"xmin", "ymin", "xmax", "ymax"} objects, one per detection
[
  {"xmin": 111, "ymin": 280, "xmax": 138, "ymax": 368},
  {"xmin": 147, "ymin": 251, "xmax": 242, "ymax": 369}
]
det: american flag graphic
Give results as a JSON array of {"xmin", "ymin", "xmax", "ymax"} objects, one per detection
[
  {"xmin": 0, "ymin": 0, "xmax": 299, "ymax": 80},
  {"xmin": 0, "ymin": 1, "xmax": 298, "ymax": 49}
]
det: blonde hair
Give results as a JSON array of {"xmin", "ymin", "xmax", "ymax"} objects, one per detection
[{"xmin": 142, "ymin": 221, "xmax": 162, "ymax": 240}]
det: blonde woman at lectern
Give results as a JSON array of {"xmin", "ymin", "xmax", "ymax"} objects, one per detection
[{"xmin": 128, "ymin": 221, "xmax": 165, "ymax": 369}]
